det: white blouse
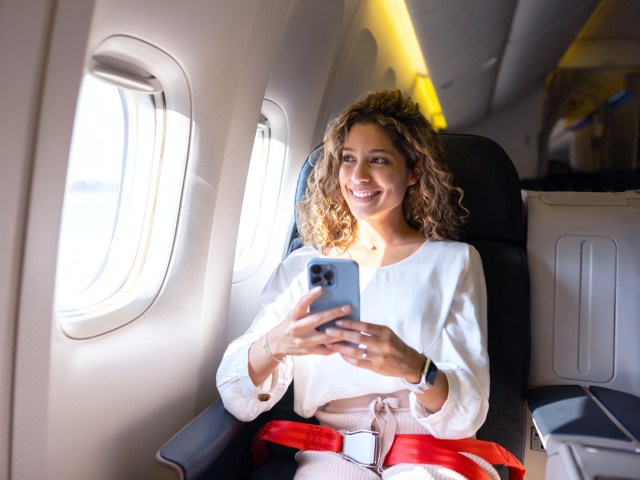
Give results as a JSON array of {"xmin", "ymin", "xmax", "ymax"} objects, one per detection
[{"xmin": 216, "ymin": 240, "xmax": 489, "ymax": 439}]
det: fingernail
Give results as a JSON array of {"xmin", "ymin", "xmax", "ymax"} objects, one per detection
[
  {"xmin": 312, "ymin": 286, "xmax": 322, "ymax": 293},
  {"xmin": 341, "ymin": 305, "xmax": 351, "ymax": 312},
  {"xmin": 335, "ymin": 320, "xmax": 345, "ymax": 326},
  {"xmin": 325, "ymin": 328, "xmax": 337, "ymax": 336}
]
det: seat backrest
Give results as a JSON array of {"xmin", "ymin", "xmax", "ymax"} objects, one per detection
[
  {"xmin": 439, "ymin": 134, "xmax": 530, "ymax": 469},
  {"xmin": 287, "ymin": 134, "xmax": 531, "ymax": 467}
]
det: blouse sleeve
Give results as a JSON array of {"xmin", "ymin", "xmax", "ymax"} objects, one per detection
[
  {"xmin": 216, "ymin": 260, "xmax": 301, "ymax": 422},
  {"xmin": 409, "ymin": 245, "xmax": 490, "ymax": 439}
]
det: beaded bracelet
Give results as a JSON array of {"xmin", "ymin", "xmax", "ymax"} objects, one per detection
[{"xmin": 262, "ymin": 333, "xmax": 284, "ymax": 363}]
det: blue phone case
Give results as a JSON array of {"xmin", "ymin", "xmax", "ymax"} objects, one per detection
[{"xmin": 308, "ymin": 258, "xmax": 360, "ymax": 336}]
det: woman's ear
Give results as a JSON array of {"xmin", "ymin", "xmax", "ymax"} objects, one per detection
[{"xmin": 408, "ymin": 167, "xmax": 420, "ymax": 186}]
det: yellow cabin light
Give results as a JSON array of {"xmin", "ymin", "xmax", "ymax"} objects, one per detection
[
  {"xmin": 382, "ymin": 0, "xmax": 428, "ymax": 75},
  {"xmin": 381, "ymin": 0, "xmax": 447, "ymax": 130},
  {"xmin": 415, "ymin": 76, "xmax": 447, "ymax": 131}
]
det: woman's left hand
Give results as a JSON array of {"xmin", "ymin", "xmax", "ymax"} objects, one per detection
[{"xmin": 325, "ymin": 319, "xmax": 424, "ymax": 382}]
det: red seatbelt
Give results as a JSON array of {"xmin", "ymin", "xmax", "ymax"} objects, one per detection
[
  {"xmin": 386, "ymin": 434, "xmax": 525, "ymax": 480},
  {"xmin": 252, "ymin": 420, "xmax": 525, "ymax": 480}
]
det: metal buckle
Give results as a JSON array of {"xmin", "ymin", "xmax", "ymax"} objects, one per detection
[{"xmin": 338, "ymin": 429, "xmax": 380, "ymax": 468}]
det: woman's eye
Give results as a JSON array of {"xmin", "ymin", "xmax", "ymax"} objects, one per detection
[
  {"xmin": 342, "ymin": 155, "xmax": 355, "ymax": 163},
  {"xmin": 371, "ymin": 157, "xmax": 387, "ymax": 164}
]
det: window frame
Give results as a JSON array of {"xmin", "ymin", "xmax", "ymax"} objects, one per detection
[
  {"xmin": 232, "ymin": 99, "xmax": 287, "ymax": 283},
  {"xmin": 55, "ymin": 35, "xmax": 191, "ymax": 339}
]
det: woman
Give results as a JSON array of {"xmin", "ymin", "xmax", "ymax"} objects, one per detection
[{"xmin": 217, "ymin": 90, "xmax": 497, "ymax": 479}]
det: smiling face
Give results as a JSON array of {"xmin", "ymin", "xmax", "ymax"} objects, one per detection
[{"xmin": 339, "ymin": 122, "xmax": 418, "ymax": 225}]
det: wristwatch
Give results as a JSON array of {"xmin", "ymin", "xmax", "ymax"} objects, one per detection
[{"xmin": 401, "ymin": 354, "xmax": 438, "ymax": 393}]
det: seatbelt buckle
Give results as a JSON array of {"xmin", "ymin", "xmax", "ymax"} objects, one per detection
[{"xmin": 338, "ymin": 429, "xmax": 380, "ymax": 467}]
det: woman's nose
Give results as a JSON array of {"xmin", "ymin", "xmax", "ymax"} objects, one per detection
[{"xmin": 352, "ymin": 160, "xmax": 371, "ymax": 182}]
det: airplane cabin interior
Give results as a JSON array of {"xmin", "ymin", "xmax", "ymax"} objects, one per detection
[{"xmin": 1, "ymin": 0, "xmax": 639, "ymax": 479}]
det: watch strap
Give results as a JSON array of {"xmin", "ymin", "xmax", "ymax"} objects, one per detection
[{"xmin": 401, "ymin": 354, "xmax": 438, "ymax": 393}]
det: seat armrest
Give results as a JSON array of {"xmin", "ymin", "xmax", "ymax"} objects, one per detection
[
  {"xmin": 157, "ymin": 399, "xmax": 245, "ymax": 480},
  {"xmin": 526, "ymin": 384, "xmax": 640, "ymax": 453},
  {"xmin": 526, "ymin": 385, "xmax": 629, "ymax": 448},
  {"xmin": 589, "ymin": 386, "xmax": 640, "ymax": 441},
  {"xmin": 527, "ymin": 386, "xmax": 640, "ymax": 479}
]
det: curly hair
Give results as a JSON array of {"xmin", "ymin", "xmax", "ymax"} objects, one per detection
[{"xmin": 297, "ymin": 89, "xmax": 467, "ymax": 250}]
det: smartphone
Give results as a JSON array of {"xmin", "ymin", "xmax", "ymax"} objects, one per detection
[{"xmin": 307, "ymin": 258, "xmax": 360, "ymax": 338}]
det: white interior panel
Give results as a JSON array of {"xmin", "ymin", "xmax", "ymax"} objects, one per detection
[
  {"xmin": 527, "ymin": 190, "xmax": 640, "ymax": 396},
  {"xmin": 553, "ymin": 235, "xmax": 616, "ymax": 382}
]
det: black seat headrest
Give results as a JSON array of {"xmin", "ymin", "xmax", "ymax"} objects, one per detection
[
  {"xmin": 439, "ymin": 134, "xmax": 523, "ymax": 246},
  {"xmin": 291, "ymin": 134, "xmax": 523, "ymax": 248}
]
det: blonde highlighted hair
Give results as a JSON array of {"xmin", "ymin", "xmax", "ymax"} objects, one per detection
[{"xmin": 297, "ymin": 89, "xmax": 467, "ymax": 250}]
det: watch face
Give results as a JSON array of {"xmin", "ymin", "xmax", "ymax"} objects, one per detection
[{"xmin": 425, "ymin": 359, "xmax": 438, "ymax": 387}]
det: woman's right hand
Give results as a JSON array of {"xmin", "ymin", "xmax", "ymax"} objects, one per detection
[
  {"xmin": 267, "ymin": 286, "xmax": 352, "ymax": 358},
  {"xmin": 248, "ymin": 286, "xmax": 351, "ymax": 386}
]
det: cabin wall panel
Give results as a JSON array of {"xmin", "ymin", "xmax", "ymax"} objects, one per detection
[
  {"xmin": 10, "ymin": 0, "xmax": 97, "ymax": 477},
  {"xmin": 323, "ymin": 0, "xmax": 418, "ymax": 126},
  {"xmin": 229, "ymin": 0, "xmax": 354, "ymax": 341},
  {"xmin": 462, "ymin": 85, "xmax": 544, "ymax": 179},
  {"xmin": 10, "ymin": 0, "xmax": 291, "ymax": 479},
  {"xmin": 0, "ymin": 1, "xmax": 57, "ymax": 478},
  {"xmin": 198, "ymin": 0, "xmax": 293, "ymax": 410},
  {"xmin": 328, "ymin": 28, "xmax": 378, "ymax": 129}
]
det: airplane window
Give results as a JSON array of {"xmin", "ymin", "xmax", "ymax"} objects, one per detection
[
  {"xmin": 56, "ymin": 75, "xmax": 158, "ymax": 308},
  {"xmin": 56, "ymin": 75, "xmax": 127, "ymax": 304},
  {"xmin": 233, "ymin": 100, "xmax": 286, "ymax": 282},
  {"xmin": 235, "ymin": 114, "xmax": 270, "ymax": 264},
  {"xmin": 55, "ymin": 36, "xmax": 190, "ymax": 338}
]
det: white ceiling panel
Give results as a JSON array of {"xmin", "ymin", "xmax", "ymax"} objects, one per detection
[
  {"xmin": 406, "ymin": 0, "xmax": 609, "ymax": 130},
  {"xmin": 492, "ymin": 0, "xmax": 599, "ymax": 112}
]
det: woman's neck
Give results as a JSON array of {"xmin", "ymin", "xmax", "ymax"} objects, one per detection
[
  {"xmin": 322, "ymin": 220, "xmax": 424, "ymax": 267},
  {"xmin": 355, "ymin": 219, "xmax": 421, "ymax": 251}
]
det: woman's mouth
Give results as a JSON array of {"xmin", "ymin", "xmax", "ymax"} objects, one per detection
[{"xmin": 349, "ymin": 188, "xmax": 380, "ymax": 200}]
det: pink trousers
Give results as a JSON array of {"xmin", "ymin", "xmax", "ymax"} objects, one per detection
[{"xmin": 293, "ymin": 391, "xmax": 500, "ymax": 480}]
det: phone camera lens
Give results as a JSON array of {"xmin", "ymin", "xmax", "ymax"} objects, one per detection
[
  {"xmin": 310, "ymin": 264, "xmax": 322, "ymax": 275},
  {"xmin": 311, "ymin": 275, "xmax": 322, "ymax": 286},
  {"xmin": 323, "ymin": 271, "xmax": 334, "ymax": 285}
]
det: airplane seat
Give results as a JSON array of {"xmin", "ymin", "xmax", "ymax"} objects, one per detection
[
  {"xmin": 433, "ymin": 134, "xmax": 530, "ymax": 479},
  {"xmin": 157, "ymin": 134, "xmax": 530, "ymax": 480}
]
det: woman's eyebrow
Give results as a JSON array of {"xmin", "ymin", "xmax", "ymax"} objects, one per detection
[
  {"xmin": 342, "ymin": 147, "xmax": 394, "ymax": 155},
  {"xmin": 368, "ymin": 148, "xmax": 393, "ymax": 155}
]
